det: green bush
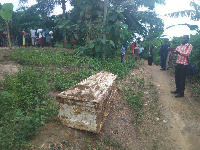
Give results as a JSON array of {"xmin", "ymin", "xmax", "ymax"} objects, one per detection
[{"xmin": 0, "ymin": 68, "xmax": 57, "ymax": 150}]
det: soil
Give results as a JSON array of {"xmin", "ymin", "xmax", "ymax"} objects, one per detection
[{"xmin": 0, "ymin": 48, "xmax": 200, "ymax": 150}]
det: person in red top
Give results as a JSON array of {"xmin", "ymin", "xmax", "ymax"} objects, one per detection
[
  {"xmin": 130, "ymin": 43, "xmax": 134, "ymax": 55},
  {"xmin": 171, "ymin": 35, "xmax": 193, "ymax": 98}
]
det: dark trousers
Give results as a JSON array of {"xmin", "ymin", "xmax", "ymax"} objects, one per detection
[
  {"xmin": 175, "ymin": 64, "xmax": 187, "ymax": 94},
  {"xmin": 51, "ymin": 39, "xmax": 55, "ymax": 47},
  {"xmin": 148, "ymin": 56, "xmax": 153, "ymax": 66},
  {"xmin": 121, "ymin": 54, "xmax": 124, "ymax": 62},
  {"xmin": 42, "ymin": 37, "xmax": 46, "ymax": 47},
  {"xmin": 161, "ymin": 53, "xmax": 167, "ymax": 70}
]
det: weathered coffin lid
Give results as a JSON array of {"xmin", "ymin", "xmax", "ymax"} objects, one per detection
[{"xmin": 57, "ymin": 71, "xmax": 117, "ymax": 102}]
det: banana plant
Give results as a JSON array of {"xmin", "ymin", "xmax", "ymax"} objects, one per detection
[{"xmin": 0, "ymin": 3, "xmax": 13, "ymax": 50}]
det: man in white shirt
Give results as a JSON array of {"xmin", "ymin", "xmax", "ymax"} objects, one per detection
[
  {"xmin": 139, "ymin": 46, "xmax": 144, "ymax": 60},
  {"xmin": 30, "ymin": 28, "xmax": 36, "ymax": 46}
]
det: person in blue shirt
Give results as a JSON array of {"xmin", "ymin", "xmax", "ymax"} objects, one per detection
[
  {"xmin": 45, "ymin": 29, "xmax": 50, "ymax": 47},
  {"xmin": 125, "ymin": 41, "xmax": 129, "ymax": 51}
]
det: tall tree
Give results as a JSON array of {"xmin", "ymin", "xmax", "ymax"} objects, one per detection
[
  {"xmin": 55, "ymin": 0, "xmax": 69, "ymax": 48},
  {"xmin": 110, "ymin": 0, "xmax": 165, "ymax": 35},
  {"xmin": 19, "ymin": 0, "xmax": 55, "ymax": 19},
  {"xmin": 19, "ymin": 0, "xmax": 69, "ymax": 48},
  {"xmin": 69, "ymin": 0, "xmax": 165, "ymax": 57},
  {"xmin": 0, "ymin": 3, "xmax": 13, "ymax": 50},
  {"xmin": 103, "ymin": 0, "xmax": 108, "ymax": 41}
]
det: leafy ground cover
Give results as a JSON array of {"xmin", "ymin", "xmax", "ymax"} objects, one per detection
[{"xmin": 0, "ymin": 47, "xmax": 137, "ymax": 149}]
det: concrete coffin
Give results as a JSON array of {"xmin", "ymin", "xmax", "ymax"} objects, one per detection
[{"xmin": 56, "ymin": 71, "xmax": 117, "ymax": 133}]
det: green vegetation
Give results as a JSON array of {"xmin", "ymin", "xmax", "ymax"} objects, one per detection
[
  {"xmin": 0, "ymin": 48, "xmax": 137, "ymax": 149},
  {"xmin": 0, "ymin": 68, "xmax": 57, "ymax": 149},
  {"xmin": 0, "ymin": 3, "xmax": 13, "ymax": 49}
]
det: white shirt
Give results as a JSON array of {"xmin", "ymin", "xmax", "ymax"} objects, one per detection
[
  {"xmin": 139, "ymin": 47, "xmax": 144, "ymax": 53},
  {"xmin": 37, "ymin": 28, "xmax": 43, "ymax": 38},
  {"xmin": 30, "ymin": 29, "xmax": 36, "ymax": 38},
  {"xmin": 49, "ymin": 31, "xmax": 53, "ymax": 39}
]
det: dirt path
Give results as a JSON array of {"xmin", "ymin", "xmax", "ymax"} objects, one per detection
[{"xmin": 142, "ymin": 60, "xmax": 200, "ymax": 150}]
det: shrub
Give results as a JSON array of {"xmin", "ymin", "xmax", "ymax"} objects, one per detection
[{"xmin": 0, "ymin": 68, "xmax": 57, "ymax": 149}]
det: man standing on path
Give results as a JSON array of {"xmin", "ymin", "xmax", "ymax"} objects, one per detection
[
  {"xmin": 121, "ymin": 44, "xmax": 125, "ymax": 63},
  {"xmin": 171, "ymin": 35, "xmax": 193, "ymax": 98},
  {"xmin": 160, "ymin": 39, "xmax": 170, "ymax": 70},
  {"xmin": 134, "ymin": 38, "xmax": 141, "ymax": 61}
]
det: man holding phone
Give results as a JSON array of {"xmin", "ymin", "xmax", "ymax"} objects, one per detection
[{"xmin": 171, "ymin": 35, "xmax": 193, "ymax": 98}]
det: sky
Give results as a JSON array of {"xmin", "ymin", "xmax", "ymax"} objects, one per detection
[
  {"xmin": 0, "ymin": 0, "xmax": 72, "ymax": 13},
  {"xmin": 0, "ymin": 0, "xmax": 199, "ymax": 39},
  {"xmin": 155, "ymin": 0, "xmax": 200, "ymax": 39}
]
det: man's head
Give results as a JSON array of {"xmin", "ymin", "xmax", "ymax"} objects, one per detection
[{"xmin": 182, "ymin": 35, "xmax": 189, "ymax": 45}]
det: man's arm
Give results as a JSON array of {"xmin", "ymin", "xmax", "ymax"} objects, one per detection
[{"xmin": 179, "ymin": 44, "xmax": 193, "ymax": 57}]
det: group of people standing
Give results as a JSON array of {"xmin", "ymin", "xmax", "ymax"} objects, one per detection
[
  {"xmin": 17, "ymin": 27, "xmax": 54, "ymax": 48},
  {"xmin": 158, "ymin": 35, "xmax": 193, "ymax": 98},
  {"xmin": 121, "ymin": 35, "xmax": 193, "ymax": 98},
  {"xmin": 121, "ymin": 38, "xmax": 144, "ymax": 63}
]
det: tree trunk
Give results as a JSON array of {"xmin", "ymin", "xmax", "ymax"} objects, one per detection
[
  {"xmin": 87, "ymin": 18, "xmax": 92, "ymax": 43},
  {"xmin": 62, "ymin": 0, "xmax": 66, "ymax": 16},
  {"xmin": 103, "ymin": 0, "xmax": 108, "ymax": 41},
  {"xmin": 6, "ymin": 21, "xmax": 12, "ymax": 50},
  {"xmin": 62, "ymin": 0, "xmax": 67, "ymax": 48},
  {"xmin": 63, "ymin": 28, "xmax": 67, "ymax": 48},
  {"xmin": 102, "ymin": 0, "xmax": 108, "ymax": 59}
]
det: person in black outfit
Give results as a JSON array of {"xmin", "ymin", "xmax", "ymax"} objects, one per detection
[
  {"xmin": 0, "ymin": 32, "xmax": 2, "ymax": 46},
  {"xmin": 148, "ymin": 44, "xmax": 154, "ymax": 66},
  {"xmin": 160, "ymin": 39, "xmax": 170, "ymax": 70},
  {"xmin": 17, "ymin": 28, "xmax": 23, "ymax": 48}
]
